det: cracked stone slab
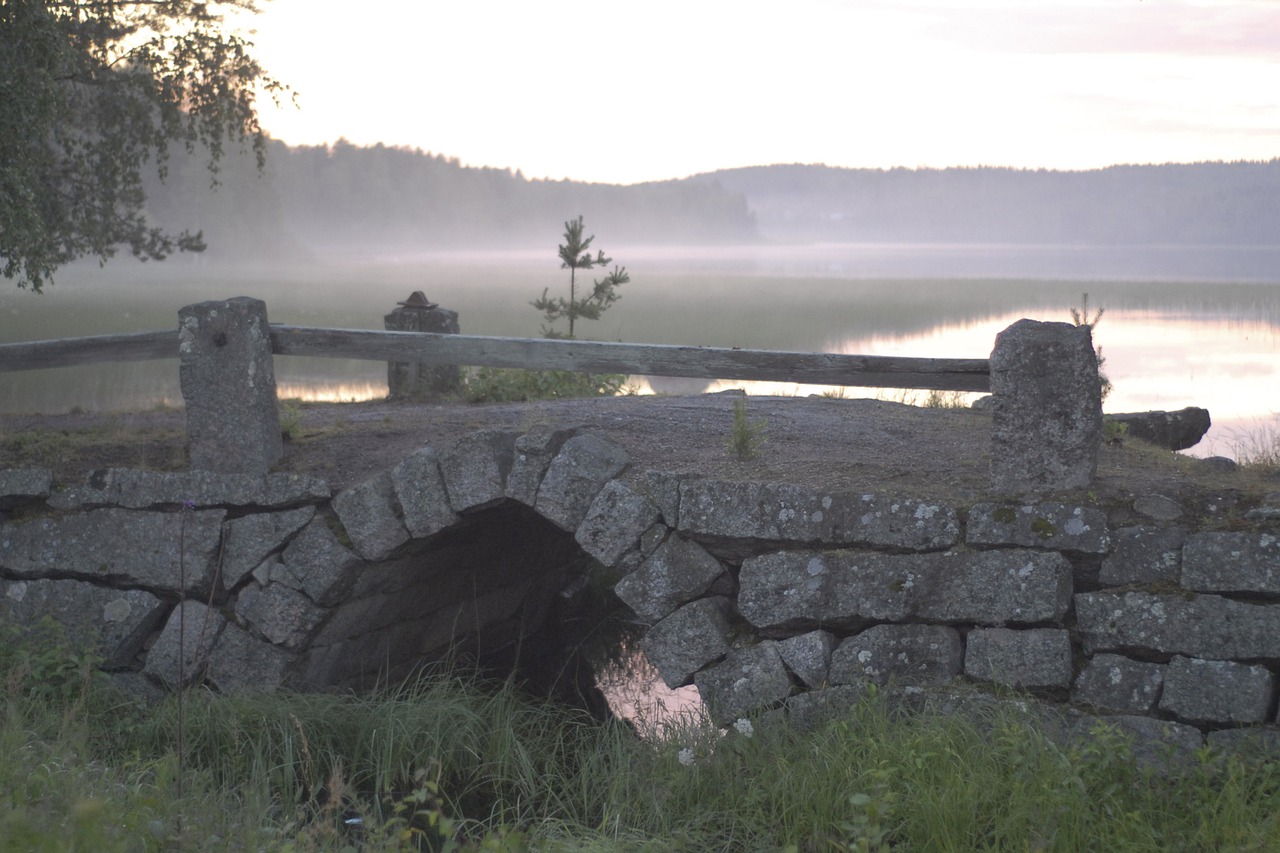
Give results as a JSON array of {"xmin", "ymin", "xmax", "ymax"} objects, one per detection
[
  {"xmin": 1182, "ymin": 532, "xmax": 1280, "ymax": 596},
  {"xmin": 679, "ymin": 481, "xmax": 960, "ymax": 557},
  {"xmin": 738, "ymin": 548, "xmax": 1072, "ymax": 634},
  {"xmin": 143, "ymin": 600, "xmax": 227, "ymax": 689},
  {"xmin": 332, "ymin": 471, "xmax": 411, "ymax": 561},
  {"xmin": 222, "ymin": 506, "xmax": 316, "ymax": 589},
  {"xmin": 639, "ymin": 597, "xmax": 733, "ymax": 689},
  {"xmin": 1071, "ymin": 653, "xmax": 1164, "ymax": 714},
  {"xmin": 1099, "ymin": 526, "xmax": 1185, "ymax": 587},
  {"xmin": 614, "ymin": 534, "xmax": 726, "ymax": 623},
  {"xmin": 506, "ymin": 425, "xmax": 581, "ymax": 506},
  {"xmin": 438, "ymin": 430, "xmax": 519, "ymax": 513},
  {"xmin": 0, "ymin": 507, "xmax": 224, "ymax": 596},
  {"xmin": 534, "ymin": 434, "xmax": 630, "ymax": 531},
  {"xmin": 1, "ymin": 578, "xmax": 164, "ymax": 669},
  {"xmin": 830, "ymin": 624, "xmax": 962, "ymax": 687},
  {"xmin": 391, "ymin": 447, "xmax": 460, "ymax": 538},
  {"xmin": 1159, "ymin": 656, "xmax": 1275, "ymax": 725},
  {"xmin": 967, "ymin": 502, "xmax": 1111, "ymax": 554},
  {"xmin": 694, "ymin": 641, "xmax": 793, "ymax": 726},
  {"xmin": 964, "ymin": 627, "xmax": 1073, "ymax": 690},
  {"xmin": 575, "ymin": 479, "xmax": 662, "ymax": 569},
  {"xmin": 1076, "ymin": 590, "xmax": 1280, "ymax": 659},
  {"xmin": 47, "ymin": 468, "xmax": 330, "ymax": 511}
]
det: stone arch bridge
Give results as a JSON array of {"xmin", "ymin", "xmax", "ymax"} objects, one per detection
[{"xmin": 4, "ymin": 413, "xmax": 1280, "ymax": 763}]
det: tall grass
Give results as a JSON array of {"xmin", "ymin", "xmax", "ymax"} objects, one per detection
[
  {"xmin": 4, "ymin": 623, "xmax": 1280, "ymax": 851},
  {"xmin": 1229, "ymin": 414, "xmax": 1280, "ymax": 471}
]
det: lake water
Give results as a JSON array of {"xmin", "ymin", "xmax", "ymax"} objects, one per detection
[{"xmin": 2, "ymin": 242, "xmax": 1278, "ymax": 459}]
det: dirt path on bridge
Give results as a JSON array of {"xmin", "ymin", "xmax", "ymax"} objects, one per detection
[{"xmin": 3, "ymin": 393, "xmax": 1267, "ymax": 521}]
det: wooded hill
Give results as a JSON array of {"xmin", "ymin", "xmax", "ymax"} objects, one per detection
[
  {"xmin": 693, "ymin": 161, "xmax": 1280, "ymax": 246},
  {"xmin": 142, "ymin": 143, "xmax": 1280, "ymax": 261},
  {"xmin": 142, "ymin": 140, "xmax": 758, "ymax": 261}
]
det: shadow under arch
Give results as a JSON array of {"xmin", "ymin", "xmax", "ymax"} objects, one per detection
[{"xmin": 295, "ymin": 497, "xmax": 636, "ymax": 720}]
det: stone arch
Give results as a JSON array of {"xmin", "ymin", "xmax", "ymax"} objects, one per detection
[{"xmin": 273, "ymin": 425, "xmax": 684, "ymax": 702}]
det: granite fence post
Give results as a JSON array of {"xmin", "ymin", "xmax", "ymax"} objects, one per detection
[
  {"xmin": 989, "ymin": 319, "xmax": 1102, "ymax": 494},
  {"xmin": 385, "ymin": 291, "xmax": 461, "ymax": 401},
  {"xmin": 178, "ymin": 297, "xmax": 283, "ymax": 474}
]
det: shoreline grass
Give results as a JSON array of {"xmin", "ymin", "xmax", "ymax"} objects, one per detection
[{"xmin": 4, "ymin": 626, "xmax": 1280, "ymax": 851}]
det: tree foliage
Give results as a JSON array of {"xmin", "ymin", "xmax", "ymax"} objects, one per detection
[
  {"xmin": 0, "ymin": 0, "xmax": 286, "ymax": 291},
  {"xmin": 532, "ymin": 215, "xmax": 629, "ymax": 338}
]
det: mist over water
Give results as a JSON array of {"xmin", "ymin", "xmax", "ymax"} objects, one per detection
[{"xmin": 2, "ymin": 242, "xmax": 1277, "ymax": 458}]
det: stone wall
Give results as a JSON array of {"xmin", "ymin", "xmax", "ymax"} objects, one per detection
[{"xmin": 2, "ymin": 427, "xmax": 1278, "ymax": 759}]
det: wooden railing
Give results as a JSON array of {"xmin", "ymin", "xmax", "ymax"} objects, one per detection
[{"xmin": 0, "ymin": 326, "xmax": 991, "ymax": 392}]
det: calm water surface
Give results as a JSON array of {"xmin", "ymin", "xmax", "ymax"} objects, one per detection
[{"xmin": 2, "ymin": 243, "xmax": 1277, "ymax": 458}]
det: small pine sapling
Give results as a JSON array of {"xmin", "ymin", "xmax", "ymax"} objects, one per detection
[
  {"xmin": 1069, "ymin": 292, "xmax": 1112, "ymax": 404},
  {"xmin": 532, "ymin": 215, "xmax": 630, "ymax": 339}
]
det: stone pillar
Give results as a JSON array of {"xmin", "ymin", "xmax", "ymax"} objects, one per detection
[
  {"xmin": 178, "ymin": 297, "xmax": 282, "ymax": 474},
  {"xmin": 989, "ymin": 319, "xmax": 1102, "ymax": 494},
  {"xmin": 384, "ymin": 291, "xmax": 461, "ymax": 401}
]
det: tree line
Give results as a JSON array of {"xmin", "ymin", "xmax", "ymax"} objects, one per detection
[
  {"xmin": 696, "ymin": 162, "xmax": 1280, "ymax": 246},
  {"xmin": 141, "ymin": 140, "xmax": 760, "ymax": 262}
]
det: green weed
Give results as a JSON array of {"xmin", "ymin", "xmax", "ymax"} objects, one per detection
[{"xmin": 727, "ymin": 396, "xmax": 768, "ymax": 461}]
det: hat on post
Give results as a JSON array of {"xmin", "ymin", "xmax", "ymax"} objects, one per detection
[{"xmin": 397, "ymin": 291, "xmax": 438, "ymax": 309}]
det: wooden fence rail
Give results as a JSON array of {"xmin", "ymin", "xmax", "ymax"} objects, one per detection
[{"xmin": 0, "ymin": 326, "xmax": 992, "ymax": 392}]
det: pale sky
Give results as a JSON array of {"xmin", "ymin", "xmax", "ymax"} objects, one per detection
[{"xmin": 232, "ymin": 0, "xmax": 1280, "ymax": 185}]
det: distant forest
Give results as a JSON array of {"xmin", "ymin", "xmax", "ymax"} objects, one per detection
[
  {"xmin": 693, "ymin": 161, "xmax": 1280, "ymax": 246},
  {"xmin": 142, "ymin": 142, "xmax": 1280, "ymax": 261},
  {"xmin": 142, "ymin": 140, "xmax": 757, "ymax": 261}
]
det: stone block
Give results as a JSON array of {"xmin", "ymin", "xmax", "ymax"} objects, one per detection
[
  {"xmin": 964, "ymin": 627, "xmax": 1073, "ymax": 689},
  {"xmin": 1208, "ymin": 727, "xmax": 1280, "ymax": 758},
  {"xmin": 1159, "ymin": 656, "xmax": 1274, "ymax": 725},
  {"xmin": 505, "ymin": 425, "xmax": 580, "ymax": 506},
  {"xmin": 0, "ymin": 468, "xmax": 51, "ymax": 504},
  {"xmin": 391, "ymin": 447, "xmax": 460, "ymax": 539},
  {"xmin": 1108, "ymin": 407, "xmax": 1211, "ymax": 451},
  {"xmin": 178, "ymin": 297, "xmax": 282, "ymax": 474},
  {"xmin": 830, "ymin": 624, "xmax": 962, "ymax": 687},
  {"xmin": 143, "ymin": 601, "xmax": 227, "ymax": 688},
  {"xmin": 332, "ymin": 471, "xmax": 411, "ymax": 561},
  {"xmin": 636, "ymin": 469, "xmax": 682, "ymax": 528},
  {"xmin": 384, "ymin": 300, "xmax": 461, "ymax": 401},
  {"xmin": 575, "ymin": 479, "xmax": 662, "ymax": 569},
  {"xmin": 777, "ymin": 630, "xmax": 836, "ymax": 689},
  {"xmin": 694, "ymin": 642, "xmax": 793, "ymax": 726},
  {"xmin": 1182, "ymin": 532, "xmax": 1280, "ymax": 595},
  {"xmin": 206, "ymin": 622, "xmax": 296, "ymax": 692},
  {"xmin": 0, "ymin": 507, "xmax": 224, "ymax": 596},
  {"xmin": 639, "ymin": 598, "xmax": 733, "ymax": 689},
  {"xmin": 1075, "ymin": 591, "xmax": 1280, "ymax": 660},
  {"xmin": 678, "ymin": 480, "xmax": 959, "ymax": 558},
  {"xmin": 1071, "ymin": 653, "xmax": 1164, "ymax": 713},
  {"xmin": 438, "ymin": 430, "xmax": 518, "ymax": 513},
  {"xmin": 221, "ymin": 506, "xmax": 316, "ymax": 589},
  {"xmin": 1099, "ymin": 526, "xmax": 1185, "ymax": 586},
  {"xmin": 1132, "ymin": 494, "xmax": 1183, "ymax": 522},
  {"xmin": 46, "ymin": 468, "xmax": 330, "ymax": 512},
  {"xmin": 738, "ymin": 548, "xmax": 1072, "ymax": 634},
  {"xmin": 235, "ymin": 582, "xmax": 329, "ymax": 650},
  {"xmin": 1084, "ymin": 714, "xmax": 1204, "ymax": 771},
  {"xmin": 769, "ymin": 684, "xmax": 869, "ymax": 733},
  {"xmin": 1, "ymin": 578, "xmax": 164, "ymax": 669},
  {"xmin": 534, "ymin": 434, "xmax": 630, "ymax": 530},
  {"xmin": 967, "ymin": 502, "xmax": 1110, "ymax": 554},
  {"xmin": 614, "ymin": 534, "xmax": 725, "ymax": 623},
  {"xmin": 989, "ymin": 319, "xmax": 1101, "ymax": 494},
  {"xmin": 276, "ymin": 518, "xmax": 366, "ymax": 605}
]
